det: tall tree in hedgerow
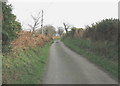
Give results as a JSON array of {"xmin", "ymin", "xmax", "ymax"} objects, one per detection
[{"xmin": 2, "ymin": 2, "xmax": 21, "ymax": 52}]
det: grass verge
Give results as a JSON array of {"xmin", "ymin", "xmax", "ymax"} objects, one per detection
[
  {"xmin": 62, "ymin": 37, "xmax": 118, "ymax": 78},
  {"xmin": 2, "ymin": 42, "xmax": 51, "ymax": 84}
]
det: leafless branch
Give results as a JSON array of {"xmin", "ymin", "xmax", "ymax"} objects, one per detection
[{"xmin": 28, "ymin": 11, "xmax": 41, "ymax": 32}]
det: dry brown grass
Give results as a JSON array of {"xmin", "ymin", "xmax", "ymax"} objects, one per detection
[{"xmin": 52, "ymin": 36, "xmax": 60, "ymax": 39}]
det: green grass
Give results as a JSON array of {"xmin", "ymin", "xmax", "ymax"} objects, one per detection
[
  {"xmin": 2, "ymin": 42, "xmax": 51, "ymax": 84},
  {"xmin": 62, "ymin": 37, "xmax": 118, "ymax": 78}
]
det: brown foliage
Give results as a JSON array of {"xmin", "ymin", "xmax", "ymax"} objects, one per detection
[{"xmin": 11, "ymin": 31, "xmax": 52, "ymax": 51}]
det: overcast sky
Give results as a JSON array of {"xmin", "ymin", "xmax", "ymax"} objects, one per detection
[{"xmin": 8, "ymin": 0, "xmax": 119, "ymax": 30}]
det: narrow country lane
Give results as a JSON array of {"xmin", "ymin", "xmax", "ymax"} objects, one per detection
[{"xmin": 42, "ymin": 40, "xmax": 117, "ymax": 84}]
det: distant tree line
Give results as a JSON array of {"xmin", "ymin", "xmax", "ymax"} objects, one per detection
[{"xmin": 38, "ymin": 25, "xmax": 56, "ymax": 36}]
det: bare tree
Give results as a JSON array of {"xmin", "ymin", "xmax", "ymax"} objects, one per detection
[
  {"xmin": 63, "ymin": 22, "xmax": 70, "ymax": 35},
  {"xmin": 57, "ymin": 27, "xmax": 64, "ymax": 36},
  {"xmin": 28, "ymin": 12, "xmax": 41, "ymax": 32}
]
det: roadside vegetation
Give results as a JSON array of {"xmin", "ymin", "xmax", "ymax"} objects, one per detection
[
  {"xmin": 2, "ymin": 2, "xmax": 54, "ymax": 84},
  {"xmin": 3, "ymin": 43, "xmax": 51, "ymax": 84},
  {"xmin": 2, "ymin": 2, "xmax": 22, "ymax": 53},
  {"xmin": 62, "ymin": 38, "xmax": 118, "ymax": 77},
  {"xmin": 62, "ymin": 19, "xmax": 119, "ymax": 78}
]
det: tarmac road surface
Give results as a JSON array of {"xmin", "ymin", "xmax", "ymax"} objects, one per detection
[{"xmin": 42, "ymin": 40, "xmax": 117, "ymax": 84}]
